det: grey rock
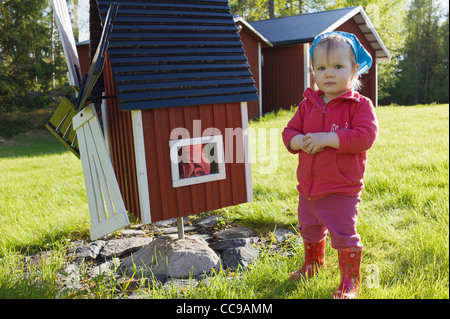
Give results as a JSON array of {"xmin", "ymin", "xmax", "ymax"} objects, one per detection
[
  {"xmin": 121, "ymin": 229, "xmax": 146, "ymax": 237},
  {"xmin": 222, "ymin": 246, "xmax": 261, "ymax": 270},
  {"xmin": 188, "ymin": 233, "xmax": 213, "ymax": 241},
  {"xmin": 68, "ymin": 240, "xmax": 106, "ymax": 260},
  {"xmin": 90, "ymin": 258, "xmax": 120, "ymax": 277},
  {"xmin": 127, "ymin": 223, "xmax": 146, "ymax": 229},
  {"xmin": 273, "ymin": 227, "xmax": 295, "ymax": 243},
  {"xmin": 196, "ymin": 215, "xmax": 224, "ymax": 227},
  {"xmin": 99, "ymin": 237, "xmax": 153, "ymax": 259},
  {"xmin": 120, "ymin": 235, "xmax": 220, "ymax": 279},
  {"xmin": 154, "ymin": 218, "xmax": 177, "ymax": 227},
  {"xmin": 214, "ymin": 226, "xmax": 254, "ymax": 240},
  {"xmin": 209, "ymin": 237, "xmax": 259, "ymax": 251},
  {"xmin": 158, "ymin": 225, "xmax": 196, "ymax": 235}
]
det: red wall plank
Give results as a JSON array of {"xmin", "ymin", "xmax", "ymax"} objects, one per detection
[
  {"xmin": 262, "ymin": 44, "xmax": 304, "ymax": 113},
  {"xmin": 103, "ymin": 55, "xmax": 141, "ymax": 219}
]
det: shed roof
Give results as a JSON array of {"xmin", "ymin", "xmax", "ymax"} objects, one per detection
[
  {"xmin": 95, "ymin": 0, "xmax": 258, "ymax": 111},
  {"xmin": 234, "ymin": 17, "xmax": 273, "ymax": 48},
  {"xmin": 250, "ymin": 6, "xmax": 390, "ymax": 60}
]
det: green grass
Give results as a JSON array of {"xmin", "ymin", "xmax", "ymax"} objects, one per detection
[
  {"xmin": 0, "ymin": 104, "xmax": 448, "ymax": 299},
  {"xmin": 0, "ymin": 131, "xmax": 90, "ymax": 252}
]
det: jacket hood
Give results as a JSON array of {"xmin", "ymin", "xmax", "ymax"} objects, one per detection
[{"xmin": 303, "ymin": 88, "xmax": 361, "ymax": 109}]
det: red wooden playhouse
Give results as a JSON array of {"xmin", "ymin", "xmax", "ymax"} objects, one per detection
[{"xmin": 78, "ymin": 0, "xmax": 258, "ymax": 235}]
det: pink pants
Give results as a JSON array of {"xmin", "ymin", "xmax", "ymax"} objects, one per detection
[{"xmin": 297, "ymin": 194, "xmax": 362, "ymax": 250}]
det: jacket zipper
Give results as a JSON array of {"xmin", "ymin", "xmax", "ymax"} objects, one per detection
[{"xmin": 307, "ymin": 105, "xmax": 326, "ymax": 200}]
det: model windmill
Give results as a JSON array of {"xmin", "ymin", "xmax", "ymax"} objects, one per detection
[
  {"xmin": 47, "ymin": 1, "xmax": 129, "ymax": 240},
  {"xmin": 47, "ymin": 0, "xmax": 259, "ymax": 242}
]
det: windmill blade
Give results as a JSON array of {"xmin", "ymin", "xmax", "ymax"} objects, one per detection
[
  {"xmin": 46, "ymin": 3, "xmax": 119, "ymax": 157},
  {"xmin": 45, "ymin": 97, "xmax": 80, "ymax": 158},
  {"xmin": 75, "ymin": 2, "xmax": 119, "ymax": 111},
  {"xmin": 51, "ymin": 0, "xmax": 81, "ymax": 88}
]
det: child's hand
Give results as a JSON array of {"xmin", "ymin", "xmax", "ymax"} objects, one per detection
[
  {"xmin": 289, "ymin": 134, "xmax": 306, "ymax": 152},
  {"xmin": 303, "ymin": 132, "xmax": 340, "ymax": 154},
  {"xmin": 302, "ymin": 133, "xmax": 326, "ymax": 154}
]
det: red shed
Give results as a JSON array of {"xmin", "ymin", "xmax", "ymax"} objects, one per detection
[
  {"xmin": 234, "ymin": 17, "xmax": 272, "ymax": 119},
  {"xmin": 83, "ymin": 0, "xmax": 258, "ymax": 224},
  {"xmin": 244, "ymin": 6, "xmax": 390, "ymax": 113}
]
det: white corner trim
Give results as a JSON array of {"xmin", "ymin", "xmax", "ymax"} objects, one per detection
[
  {"xmin": 258, "ymin": 42, "xmax": 263, "ymax": 118},
  {"xmin": 131, "ymin": 110, "xmax": 152, "ymax": 224},
  {"xmin": 303, "ymin": 43, "xmax": 311, "ymax": 91},
  {"xmin": 241, "ymin": 102, "xmax": 253, "ymax": 203}
]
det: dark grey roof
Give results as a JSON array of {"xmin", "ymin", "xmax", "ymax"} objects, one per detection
[
  {"xmin": 96, "ymin": 0, "xmax": 258, "ymax": 111},
  {"xmin": 249, "ymin": 7, "xmax": 358, "ymax": 46}
]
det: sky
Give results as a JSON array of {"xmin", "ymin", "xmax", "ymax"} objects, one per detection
[
  {"xmin": 438, "ymin": 0, "xmax": 449, "ymax": 13},
  {"xmin": 78, "ymin": 0, "xmax": 89, "ymax": 42},
  {"xmin": 75, "ymin": 0, "xmax": 449, "ymax": 42}
]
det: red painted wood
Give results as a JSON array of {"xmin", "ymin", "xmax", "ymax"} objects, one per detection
[
  {"xmin": 262, "ymin": 44, "xmax": 304, "ymax": 113},
  {"xmin": 238, "ymin": 23, "xmax": 261, "ymax": 119},
  {"xmin": 141, "ymin": 103, "xmax": 248, "ymax": 222},
  {"xmin": 103, "ymin": 55, "xmax": 141, "ymax": 219}
]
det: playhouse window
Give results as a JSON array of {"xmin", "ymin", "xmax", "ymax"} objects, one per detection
[{"xmin": 169, "ymin": 135, "xmax": 226, "ymax": 188}]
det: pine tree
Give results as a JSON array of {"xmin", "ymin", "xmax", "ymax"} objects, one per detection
[
  {"xmin": 0, "ymin": 0, "xmax": 65, "ymax": 112},
  {"xmin": 396, "ymin": 0, "xmax": 446, "ymax": 104}
]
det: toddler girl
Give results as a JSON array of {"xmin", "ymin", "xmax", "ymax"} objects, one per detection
[{"xmin": 282, "ymin": 31, "xmax": 379, "ymax": 299}]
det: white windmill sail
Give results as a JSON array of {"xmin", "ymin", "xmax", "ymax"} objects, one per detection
[
  {"xmin": 73, "ymin": 104, "xmax": 130, "ymax": 240},
  {"xmin": 51, "ymin": 0, "xmax": 81, "ymax": 88}
]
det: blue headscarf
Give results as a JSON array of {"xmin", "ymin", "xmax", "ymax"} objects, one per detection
[{"xmin": 310, "ymin": 31, "xmax": 373, "ymax": 76}]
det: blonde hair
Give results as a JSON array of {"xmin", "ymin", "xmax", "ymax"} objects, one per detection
[{"xmin": 311, "ymin": 33, "xmax": 362, "ymax": 90}]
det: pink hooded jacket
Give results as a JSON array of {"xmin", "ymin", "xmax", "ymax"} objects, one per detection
[{"xmin": 282, "ymin": 88, "xmax": 379, "ymax": 200}]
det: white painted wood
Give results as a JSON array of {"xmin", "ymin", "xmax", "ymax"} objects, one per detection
[
  {"xmin": 169, "ymin": 135, "xmax": 226, "ymax": 188},
  {"xmin": 50, "ymin": 0, "xmax": 81, "ymax": 87},
  {"xmin": 240, "ymin": 102, "xmax": 253, "ymax": 203},
  {"xmin": 234, "ymin": 17, "xmax": 273, "ymax": 47},
  {"xmin": 258, "ymin": 42, "xmax": 263, "ymax": 118},
  {"xmin": 73, "ymin": 104, "xmax": 130, "ymax": 240},
  {"xmin": 303, "ymin": 43, "xmax": 311, "ymax": 91},
  {"xmin": 374, "ymin": 63, "xmax": 378, "ymax": 108},
  {"xmin": 319, "ymin": 6, "xmax": 390, "ymax": 61},
  {"xmin": 131, "ymin": 110, "xmax": 152, "ymax": 224}
]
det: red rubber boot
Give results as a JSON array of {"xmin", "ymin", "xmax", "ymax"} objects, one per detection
[
  {"xmin": 289, "ymin": 238, "xmax": 326, "ymax": 280},
  {"xmin": 333, "ymin": 246, "xmax": 363, "ymax": 299}
]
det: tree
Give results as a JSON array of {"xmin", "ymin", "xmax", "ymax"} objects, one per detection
[
  {"xmin": 431, "ymin": 12, "xmax": 449, "ymax": 102},
  {"xmin": 0, "ymin": 0, "xmax": 65, "ymax": 112},
  {"xmin": 229, "ymin": 0, "xmax": 328, "ymax": 21},
  {"xmin": 230, "ymin": 0, "xmax": 268, "ymax": 21},
  {"xmin": 393, "ymin": 0, "xmax": 447, "ymax": 104},
  {"xmin": 269, "ymin": 0, "xmax": 275, "ymax": 18},
  {"xmin": 324, "ymin": 0, "xmax": 409, "ymax": 105}
]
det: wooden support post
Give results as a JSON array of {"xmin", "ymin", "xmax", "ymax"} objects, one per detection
[{"xmin": 177, "ymin": 217, "xmax": 185, "ymax": 239}]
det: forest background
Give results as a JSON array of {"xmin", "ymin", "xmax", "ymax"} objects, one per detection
[{"xmin": 0, "ymin": 0, "xmax": 449, "ymax": 114}]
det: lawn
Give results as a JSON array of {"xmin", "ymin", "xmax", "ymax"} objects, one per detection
[{"xmin": 0, "ymin": 104, "xmax": 448, "ymax": 299}]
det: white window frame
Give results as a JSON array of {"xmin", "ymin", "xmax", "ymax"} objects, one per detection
[{"xmin": 169, "ymin": 134, "xmax": 226, "ymax": 188}]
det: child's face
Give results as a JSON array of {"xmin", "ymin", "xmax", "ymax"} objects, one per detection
[{"xmin": 312, "ymin": 42, "xmax": 358, "ymax": 102}]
